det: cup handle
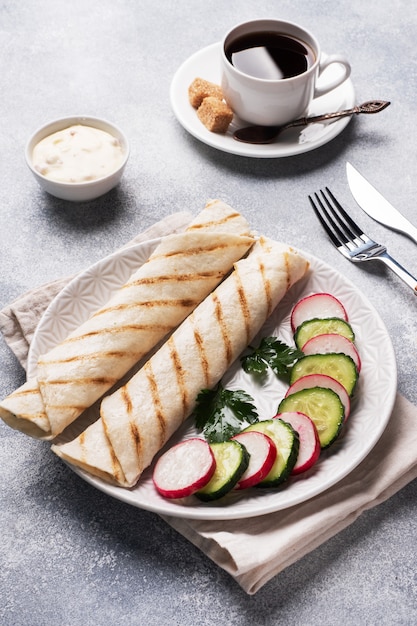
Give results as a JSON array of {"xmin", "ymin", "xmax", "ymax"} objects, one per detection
[{"xmin": 314, "ymin": 55, "xmax": 351, "ymax": 99}]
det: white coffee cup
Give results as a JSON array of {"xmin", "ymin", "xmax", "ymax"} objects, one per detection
[{"xmin": 221, "ymin": 18, "xmax": 351, "ymax": 126}]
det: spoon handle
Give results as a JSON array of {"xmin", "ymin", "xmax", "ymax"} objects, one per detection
[{"xmin": 286, "ymin": 100, "xmax": 391, "ymax": 129}]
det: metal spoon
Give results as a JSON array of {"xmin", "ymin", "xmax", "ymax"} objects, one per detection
[{"xmin": 233, "ymin": 100, "xmax": 390, "ymax": 144}]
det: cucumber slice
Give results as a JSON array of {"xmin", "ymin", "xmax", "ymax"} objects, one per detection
[
  {"xmin": 278, "ymin": 387, "xmax": 344, "ymax": 448},
  {"xmin": 294, "ymin": 317, "xmax": 354, "ymax": 349},
  {"xmin": 243, "ymin": 419, "xmax": 299, "ymax": 487},
  {"xmin": 195, "ymin": 440, "xmax": 249, "ymax": 501},
  {"xmin": 290, "ymin": 353, "xmax": 358, "ymax": 396}
]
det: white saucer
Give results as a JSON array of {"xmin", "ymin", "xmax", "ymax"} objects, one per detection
[{"xmin": 170, "ymin": 43, "xmax": 356, "ymax": 158}]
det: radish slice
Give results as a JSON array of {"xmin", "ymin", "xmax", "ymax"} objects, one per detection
[
  {"xmin": 232, "ymin": 431, "xmax": 277, "ymax": 490},
  {"xmin": 291, "ymin": 293, "xmax": 348, "ymax": 332},
  {"xmin": 301, "ymin": 333, "xmax": 361, "ymax": 372},
  {"xmin": 153, "ymin": 438, "xmax": 215, "ymax": 499},
  {"xmin": 286, "ymin": 373, "xmax": 351, "ymax": 420},
  {"xmin": 274, "ymin": 411, "xmax": 320, "ymax": 474}
]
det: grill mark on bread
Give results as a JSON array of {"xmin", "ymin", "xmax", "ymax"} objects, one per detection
[
  {"xmin": 144, "ymin": 361, "xmax": 166, "ymax": 447},
  {"xmin": 150, "ymin": 241, "xmax": 245, "ymax": 259},
  {"xmin": 284, "ymin": 251, "xmax": 291, "ymax": 291},
  {"xmin": 234, "ymin": 270, "xmax": 251, "ymax": 344},
  {"xmin": 122, "ymin": 386, "xmax": 133, "ymax": 415},
  {"xmin": 104, "ymin": 417, "xmax": 128, "ymax": 481},
  {"xmin": 186, "ymin": 211, "xmax": 243, "ymax": 231},
  {"xmin": 168, "ymin": 337, "xmax": 189, "ymax": 417},
  {"xmin": 109, "ymin": 445, "xmax": 125, "ymax": 481},
  {"xmin": 122, "ymin": 386, "xmax": 143, "ymax": 463},
  {"xmin": 121, "ymin": 387, "xmax": 143, "ymax": 460},
  {"xmin": 18, "ymin": 411, "xmax": 47, "ymax": 422},
  {"xmin": 43, "ymin": 377, "xmax": 116, "ymax": 385},
  {"xmin": 9, "ymin": 387, "xmax": 43, "ymax": 400},
  {"xmin": 255, "ymin": 239, "xmax": 274, "ymax": 316},
  {"xmin": 40, "ymin": 377, "xmax": 117, "ymax": 389},
  {"xmin": 39, "ymin": 349, "xmax": 147, "ymax": 366},
  {"xmin": 258, "ymin": 259, "xmax": 273, "ymax": 316},
  {"xmin": 126, "ymin": 270, "xmax": 224, "ymax": 288},
  {"xmin": 130, "ymin": 422, "xmax": 141, "ymax": 457},
  {"xmin": 192, "ymin": 322, "xmax": 210, "ymax": 387},
  {"xmin": 92, "ymin": 299, "xmax": 197, "ymax": 319},
  {"xmin": 42, "ymin": 324, "xmax": 175, "ymax": 351},
  {"xmin": 80, "ymin": 425, "xmax": 126, "ymax": 482},
  {"xmin": 212, "ymin": 292, "xmax": 233, "ymax": 365},
  {"xmin": 39, "ymin": 350, "xmax": 136, "ymax": 364}
]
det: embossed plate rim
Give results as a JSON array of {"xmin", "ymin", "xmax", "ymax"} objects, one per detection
[{"xmin": 29, "ymin": 239, "xmax": 397, "ymax": 520}]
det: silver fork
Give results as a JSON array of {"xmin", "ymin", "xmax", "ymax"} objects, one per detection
[{"xmin": 309, "ymin": 187, "xmax": 417, "ymax": 295}]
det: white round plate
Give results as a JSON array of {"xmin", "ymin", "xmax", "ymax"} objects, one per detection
[
  {"xmin": 29, "ymin": 238, "xmax": 396, "ymax": 520},
  {"xmin": 170, "ymin": 42, "xmax": 356, "ymax": 158}
]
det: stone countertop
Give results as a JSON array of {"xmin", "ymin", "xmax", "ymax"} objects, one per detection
[{"xmin": 1, "ymin": 1, "xmax": 416, "ymax": 624}]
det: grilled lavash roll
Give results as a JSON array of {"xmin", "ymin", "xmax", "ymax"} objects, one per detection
[
  {"xmin": 0, "ymin": 200, "xmax": 254, "ymax": 440},
  {"xmin": 52, "ymin": 238, "xmax": 310, "ymax": 487}
]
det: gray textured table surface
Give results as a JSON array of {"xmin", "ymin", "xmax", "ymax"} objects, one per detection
[{"xmin": 1, "ymin": 1, "xmax": 416, "ymax": 624}]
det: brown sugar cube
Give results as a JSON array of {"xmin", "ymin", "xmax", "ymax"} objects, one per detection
[
  {"xmin": 188, "ymin": 77, "xmax": 224, "ymax": 108},
  {"xmin": 197, "ymin": 97, "xmax": 234, "ymax": 133}
]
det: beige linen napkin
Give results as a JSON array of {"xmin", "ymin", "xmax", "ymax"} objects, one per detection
[{"xmin": 1, "ymin": 213, "xmax": 417, "ymax": 595}]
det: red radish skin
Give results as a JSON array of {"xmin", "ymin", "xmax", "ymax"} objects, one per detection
[
  {"xmin": 274, "ymin": 411, "xmax": 320, "ymax": 474},
  {"xmin": 232, "ymin": 431, "xmax": 277, "ymax": 489},
  {"xmin": 285, "ymin": 373, "xmax": 351, "ymax": 420},
  {"xmin": 301, "ymin": 333, "xmax": 361, "ymax": 372},
  {"xmin": 291, "ymin": 293, "xmax": 348, "ymax": 332},
  {"xmin": 153, "ymin": 438, "xmax": 215, "ymax": 499}
]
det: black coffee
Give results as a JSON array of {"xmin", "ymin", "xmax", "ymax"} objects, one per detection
[{"xmin": 225, "ymin": 31, "xmax": 315, "ymax": 80}]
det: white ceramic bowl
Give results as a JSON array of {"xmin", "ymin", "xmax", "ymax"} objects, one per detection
[{"xmin": 25, "ymin": 115, "xmax": 130, "ymax": 202}]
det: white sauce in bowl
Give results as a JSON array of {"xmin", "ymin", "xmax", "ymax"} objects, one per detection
[{"xmin": 32, "ymin": 124, "xmax": 125, "ymax": 183}]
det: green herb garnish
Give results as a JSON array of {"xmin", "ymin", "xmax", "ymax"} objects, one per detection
[
  {"xmin": 241, "ymin": 336, "xmax": 303, "ymax": 379},
  {"xmin": 194, "ymin": 383, "xmax": 258, "ymax": 443}
]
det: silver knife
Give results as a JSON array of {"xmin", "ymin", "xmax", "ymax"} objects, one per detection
[{"xmin": 346, "ymin": 162, "xmax": 417, "ymax": 245}]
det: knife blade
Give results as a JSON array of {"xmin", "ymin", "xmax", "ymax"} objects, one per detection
[{"xmin": 346, "ymin": 162, "xmax": 417, "ymax": 245}]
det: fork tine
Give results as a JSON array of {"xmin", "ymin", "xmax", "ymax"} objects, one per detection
[
  {"xmin": 308, "ymin": 193, "xmax": 343, "ymax": 248},
  {"xmin": 322, "ymin": 188, "xmax": 364, "ymax": 240},
  {"xmin": 310, "ymin": 188, "xmax": 369, "ymax": 251},
  {"xmin": 309, "ymin": 190, "xmax": 354, "ymax": 247},
  {"xmin": 318, "ymin": 189, "xmax": 358, "ymax": 245}
]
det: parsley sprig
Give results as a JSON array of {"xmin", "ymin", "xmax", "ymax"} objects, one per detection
[
  {"xmin": 194, "ymin": 338, "xmax": 302, "ymax": 443},
  {"xmin": 194, "ymin": 384, "xmax": 258, "ymax": 443},
  {"xmin": 241, "ymin": 336, "xmax": 303, "ymax": 380}
]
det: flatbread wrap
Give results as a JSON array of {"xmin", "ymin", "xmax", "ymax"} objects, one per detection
[
  {"xmin": 0, "ymin": 200, "xmax": 254, "ymax": 439},
  {"xmin": 52, "ymin": 238, "xmax": 310, "ymax": 487}
]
